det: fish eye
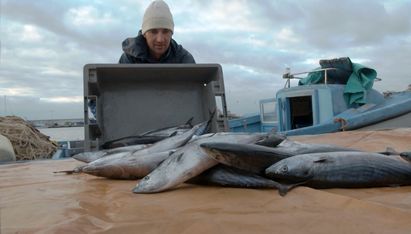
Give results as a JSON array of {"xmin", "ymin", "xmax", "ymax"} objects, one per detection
[
  {"xmin": 281, "ymin": 165, "xmax": 288, "ymax": 174},
  {"xmin": 143, "ymin": 176, "xmax": 150, "ymax": 180}
]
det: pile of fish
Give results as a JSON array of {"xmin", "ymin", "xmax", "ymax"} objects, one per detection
[{"xmin": 58, "ymin": 118, "xmax": 411, "ymax": 196}]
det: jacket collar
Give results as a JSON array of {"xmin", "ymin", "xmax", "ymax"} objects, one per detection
[{"xmin": 122, "ymin": 30, "xmax": 174, "ymax": 62}]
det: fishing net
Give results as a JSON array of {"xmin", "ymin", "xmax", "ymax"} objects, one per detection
[{"xmin": 0, "ymin": 116, "xmax": 57, "ymax": 160}]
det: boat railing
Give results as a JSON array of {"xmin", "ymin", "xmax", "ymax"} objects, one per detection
[
  {"xmin": 282, "ymin": 68, "xmax": 337, "ymax": 88},
  {"xmin": 282, "ymin": 67, "xmax": 382, "ymax": 88}
]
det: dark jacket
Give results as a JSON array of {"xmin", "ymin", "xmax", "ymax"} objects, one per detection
[{"xmin": 119, "ymin": 31, "xmax": 195, "ymax": 64}]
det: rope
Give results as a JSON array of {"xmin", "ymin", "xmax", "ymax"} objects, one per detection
[
  {"xmin": 334, "ymin": 117, "xmax": 348, "ymax": 131},
  {"xmin": 0, "ymin": 116, "xmax": 57, "ymax": 160}
]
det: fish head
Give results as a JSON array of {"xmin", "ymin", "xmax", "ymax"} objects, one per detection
[
  {"xmin": 199, "ymin": 142, "xmax": 233, "ymax": 160},
  {"xmin": 265, "ymin": 157, "xmax": 314, "ymax": 182},
  {"xmin": 81, "ymin": 165, "xmax": 102, "ymax": 176},
  {"xmin": 132, "ymin": 174, "xmax": 168, "ymax": 194},
  {"xmin": 255, "ymin": 133, "xmax": 286, "ymax": 147},
  {"xmin": 133, "ymin": 150, "xmax": 190, "ymax": 194},
  {"xmin": 82, "ymin": 164, "xmax": 125, "ymax": 179}
]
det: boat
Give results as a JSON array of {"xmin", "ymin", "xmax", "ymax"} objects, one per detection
[{"xmin": 228, "ymin": 57, "xmax": 411, "ymax": 135}]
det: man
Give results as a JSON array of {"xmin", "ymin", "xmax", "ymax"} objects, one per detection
[{"xmin": 119, "ymin": 0, "xmax": 195, "ymax": 63}]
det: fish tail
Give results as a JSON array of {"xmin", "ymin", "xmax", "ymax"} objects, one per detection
[
  {"xmin": 53, "ymin": 165, "xmax": 85, "ymax": 174},
  {"xmin": 53, "ymin": 170, "xmax": 78, "ymax": 174}
]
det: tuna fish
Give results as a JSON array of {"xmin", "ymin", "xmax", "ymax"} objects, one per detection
[
  {"xmin": 101, "ymin": 117, "xmax": 195, "ymax": 149},
  {"xmin": 265, "ymin": 151, "xmax": 411, "ymax": 194},
  {"xmin": 139, "ymin": 117, "xmax": 194, "ymax": 137},
  {"xmin": 130, "ymin": 120, "xmax": 210, "ymax": 157},
  {"xmin": 132, "ymin": 132, "xmax": 271, "ymax": 193},
  {"xmin": 200, "ymin": 142, "xmax": 293, "ymax": 174},
  {"xmin": 62, "ymin": 120, "xmax": 210, "ymax": 175},
  {"xmin": 275, "ymin": 139, "xmax": 359, "ymax": 155},
  {"xmin": 100, "ymin": 135, "xmax": 165, "ymax": 149},
  {"xmin": 80, "ymin": 149, "xmax": 176, "ymax": 179},
  {"xmin": 73, "ymin": 144, "xmax": 150, "ymax": 163},
  {"xmin": 200, "ymin": 140, "xmax": 357, "ymax": 175},
  {"xmin": 186, "ymin": 164, "xmax": 293, "ymax": 195}
]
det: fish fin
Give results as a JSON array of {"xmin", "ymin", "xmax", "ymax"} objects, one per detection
[
  {"xmin": 208, "ymin": 108, "xmax": 217, "ymax": 119},
  {"xmin": 169, "ymin": 131, "xmax": 178, "ymax": 137},
  {"xmin": 175, "ymin": 152, "xmax": 184, "ymax": 162},
  {"xmin": 200, "ymin": 108, "xmax": 216, "ymax": 135},
  {"xmin": 277, "ymin": 181, "xmax": 306, "ymax": 196},
  {"xmin": 185, "ymin": 117, "xmax": 194, "ymax": 127},
  {"xmin": 255, "ymin": 133, "xmax": 287, "ymax": 147},
  {"xmin": 313, "ymin": 157, "xmax": 333, "ymax": 163},
  {"xmin": 277, "ymin": 185, "xmax": 289, "ymax": 196},
  {"xmin": 379, "ymin": 147, "xmax": 400, "ymax": 155}
]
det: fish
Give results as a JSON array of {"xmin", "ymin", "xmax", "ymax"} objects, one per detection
[
  {"xmin": 132, "ymin": 132, "xmax": 270, "ymax": 194},
  {"xmin": 200, "ymin": 140, "xmax": 357, "ymax": 175},
  {"xmin": 61, "ymin": 119, "xmax": 211, "ymax": 175},
  {"xmin": 80, "ymin": 149, "xmax": 176, "ymax": 179},
  {"xmin": 76, "ymin": 118, "xmax": 210, "ymax": 163},
  {"xmin": 100, "ymin": 135, "xmax": 166, "ymax": 149},
  {"xmin": 200, "ymin": 142, "xmax": 293, "ymax": 175},
  {"xmin": 139, "ymin": 117, "xmax": 194, "ymax": 137},
  {"xmin": 139, "ymin": 110, "xmax": 214, "ymax": 138},
  {"xmin": 400, "ymin": 152, "xmax": 411, "ymax": 162},
  {"xmin": 265, "ymin": 151, "xmax": 411, "ymax": 194},
  {"xmin": 53, "ymin": 165, "xmax": 86, "ymax": 174},
  {"xmin": 73, "ymin": 144, "xmax": 150, "ymax": 163},
  {"xmin": 130, "ymin": 120, "xmax": 211, "ymax": 157},
  {"xmin": 275, "ymin": 139, "xmax": 359, "ymax": 155},
  {"xmin": 254, "ymin": 133, "xmax": 286, "ymax": 147},
  {"xmin": 186, "ymin": 164, "xmax": 293, "ymax": 196},
  {"xmin": 100, "ymin": 117, "xmax": 195, "ymax": 149}
]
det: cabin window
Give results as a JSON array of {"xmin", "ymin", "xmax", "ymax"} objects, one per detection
[
  {"xmin": 260, "ymin": 99, "xmax": 277, "ymax": 123},
  {"xmin": 289, "ymin": 96, "xmax": 313, "ymax": 129}
]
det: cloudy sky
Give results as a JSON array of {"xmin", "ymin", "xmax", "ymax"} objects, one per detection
[{"xmin": 1, "ymin": 0, "xmax": 411, "ymax": 120}]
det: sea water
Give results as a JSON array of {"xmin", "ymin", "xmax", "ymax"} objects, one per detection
[{"xmin": 38, "ymin": 127, "xmax": 84, "ymax": 141}]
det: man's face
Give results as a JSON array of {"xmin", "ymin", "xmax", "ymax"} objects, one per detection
[{"xmin": 144, "ymin": 28, "xmax": 172, "ymax": 60}]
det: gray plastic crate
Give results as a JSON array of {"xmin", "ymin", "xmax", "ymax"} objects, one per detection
[{"xmin": 83, "ymin": 64, "xmax": 228, "ymax": 151}]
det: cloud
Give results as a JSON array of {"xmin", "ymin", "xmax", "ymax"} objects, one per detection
[
  {"xmin": 21, "ymin": 25, "xmax": 43, "ymax": 42},
  {"xmin": 1, "ymin": 0, "xmax": 411, "ymax": 120},
  {"xmin": 0, "ymin": 96, "xmax": 83, "ymax": 120},
  {"xmin": 66, "ymin": 6, "xmax": 114, "ymax": 26},
  {"xmin": 294, "ymin": 0, "xmax": 411, "ymax": 49},
  {"xmin": 40, "ymin": 96, "xmax": 83, "ymax": 103}
]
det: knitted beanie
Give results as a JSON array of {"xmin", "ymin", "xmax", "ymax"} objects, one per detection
[{"xmin": 142, "ymin": 0, "xmax": 174, "ymax": 34}]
